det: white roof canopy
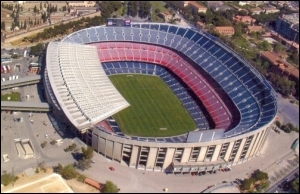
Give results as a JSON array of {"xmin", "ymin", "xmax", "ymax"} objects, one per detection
[{"xmin": 46, "ymin": 42, "xmax": 130, "ymax": 130}]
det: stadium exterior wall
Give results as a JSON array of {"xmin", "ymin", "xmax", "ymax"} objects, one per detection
[{"xmin": 86, "ymin": 121, "xmax": 273, "ymax": 173}]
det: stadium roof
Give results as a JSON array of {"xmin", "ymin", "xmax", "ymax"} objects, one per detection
[
  {"xmin": 186, "ymin": 129, "xmax": 225, "ymax": 143},
  {"xmin": 46, "ymin": 42, "xmax": 130, "ymax": 130}
]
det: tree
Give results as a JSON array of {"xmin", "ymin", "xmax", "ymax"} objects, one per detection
[
  {"xmin": 241, "ymin": 177, "xmax": 255, "ymax": 190},
  {"xmin": 1, "ymin": 173, "xmax": 18, "ymax": 186},
  {"xmin": 76, "ymin": 158, "xmax": 92, "ymax": 171},
  {"xmin": 41, "ymin": 141, "xmax": 47, "ymax": 148},
  {"xmin": 292, "ymin": 178, "xmax": 299, "ymax": 192},
  {"xmin": 273, "ymin": 42, "xmax": 285, "ymax": 52},
  {"xmin": 81, "ymin": 146, "xmax": 94, "ymax": 159},
  {"xmin": 30, "ymin": 43, "xmax": 45, "ymax": 56},
  {"xmin": 258, "ymin": 40, "xmax": 271, "ymax": 51},
  {"xmin": 253, "ymin": 170, "xmax": 268, "ymax": 181},
  {"xmin": 275, "ymin": 120, "xmax": 281, "ymax": 128},
  {"xmin": 59, "ymin": 164, "xmax": 78, "ymax": 180},
  {"xmin": 104, "ymin": 180, "xmax": 119, "ymax": 193},
  {"xmin": 155, "ymin": 8, "xmax": 160, "ymax": 14},
  {"xmin": 238, "ymin": 10, "xmax": 248, "ymax": 16},
  {"xmin": 40, "ymin": 2, "xmax": 42, "ymax": 10},
  {"xmin": 34, "ymin": 5, "xmax": 37, "ymax": 13}
]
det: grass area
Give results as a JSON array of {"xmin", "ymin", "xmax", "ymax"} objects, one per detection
[
  {"xmin": 150, "ymin": 1, "xmax": 167, "ymax": 22},
  {"xmin": 1, "ymin": 92, "xmax": 21, "ymax": 101},
  {"xmin": 109, "ymin": 74, "xmax": 197, "ymax": 137}
]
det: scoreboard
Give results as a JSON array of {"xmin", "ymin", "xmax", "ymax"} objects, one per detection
[{"xmin": 106, "ymin": 18, "xmax": 131, "ymax": 27}]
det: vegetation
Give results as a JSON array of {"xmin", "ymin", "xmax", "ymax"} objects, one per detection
[
  {"xmin": 64, "ymin": 143, "xmax": 77, "ymax": 152},
  {"xmin": 76, "ymin": 158, "xmax": 92, "ymax": 171},
  {"xmin": 1, "ymin": 173, "xmax": 18, "ymax": 186},
  {"xmin": 81, "ymin": 146, "xmax": 94, "ymax": 159},
  {"xmin": 41, "ymin": 141, "xmax": 47, "ymax": 148},
  {"xmin": 110, "ymin": 75, "xmax": 197, "ymax": 137},
  {"xmin": 241, "ymin": 170, "xmax": 269, "ymax": 192},
  {"xmin": 76, "ymin": 174, "xmax": 86, "ymax": 183},
  {"xmin": 103, "ymin": 180, "xmax": 119, "ymax": 193},
  {"xmin": 1, "ymin": 92, "xmax": 21, "ymax": 102},
  {"xmin": 54, "ymin": 163, "xmax": 78, "ymax": 180},
  {"xmin": 292, "ymin": 178, "xmax": 299, "ymax": 193},
  {"xmin": 278, "ymin": 123, "xmax": 299, "ymax": 133},
  {"xmin": 275, "ymin": 120, "xmax": 281, "ymax": 128},
  {"xmin": 151, "ymin": 1, "xmax": 167, "ymax": 22},
  {"xmin": 30, "ymin": 43, "xmax": 45, "ymax": 56}
]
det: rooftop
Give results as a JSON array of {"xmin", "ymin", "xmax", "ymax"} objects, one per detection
[
  {"xmin": 46, "ymin": 42, "xmax": 130, "ymax": 130},
  {"xmin": 188, "ymin": 1, "xmax": 206, "ymax": 9},
  {"xmin": 215, "ymin": 26, "xmax": 235, "ymax": 31},
  {"xmin": 261, "ymin": 51, "xmax": 299, "ymax": 79},
  {"xmin": 281, "ymin": 13, "xmax": 299, "ymax": 25}
]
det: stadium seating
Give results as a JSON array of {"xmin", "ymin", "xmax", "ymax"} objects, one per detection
[{"xmin": 62, "ymin": 23, "xmax": 277, "ymax": 138}]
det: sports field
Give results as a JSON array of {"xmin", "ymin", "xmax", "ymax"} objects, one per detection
[{"xmin": 109, "ymin": 74, "xmax": 197, "ymax": 137}]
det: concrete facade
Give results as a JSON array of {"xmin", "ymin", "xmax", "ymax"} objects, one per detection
[{"xmin": 86, "ymin": 122, "xmax": 273, "ymax": 173}]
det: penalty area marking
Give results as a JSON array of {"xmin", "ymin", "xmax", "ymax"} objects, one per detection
[
  {"xmin": 126, "ymin": 75, "xmax": 134, "ymax": 78},
  {"xmin": 159, "ymin": 128, "xmax": 167, "ymax": 130}
]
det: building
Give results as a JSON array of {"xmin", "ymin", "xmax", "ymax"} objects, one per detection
[
  {"xmin": 69, "ymin": 6, "xmax": 99, "ymax": 17},
  {"xmin": 250, "ymin": 7, "xmax": 264, "ymax": 15},
  {"xmin": 233, "ymin": 15, "xmax": 256, "ymax": 24},
  {"xmin": 68, "ymin": 1, "xmax": 96, "ymax": 7},
  {"xmin": 215, "ymin": 26, "xmax": 235, "ymax": 36},
  {"xmin": 264, "ymin": 5, "xmax": 280, "ymax": 14},
  {"xmin": 275, "ymin": 13, "xmax": 299, "ymax": 43},
  {"xmin": 260, "ymin": 51, "xmax": 299, "ymax": 83},
  {"xmin": 45, "ymin": 23, "xmax": 277, "ymax": 173},
  {"xmin": 188, "ymin": 1, "xmax": 207, "ymax": 13},
  {"xmin": 159, "ymin": 11, "xmax": 173, "ymax": 22},
  {"xmin": 247, "ymin": 26, "xmax": 263, "ymax": 33},
  {"xmin": 210, "ymin": 4, "xmax": 232, "ymax": 11}
]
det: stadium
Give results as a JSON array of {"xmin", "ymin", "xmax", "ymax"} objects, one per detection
[{"xmin": 44, "ymin": 20, "xmax": 277, "ymax": 173}]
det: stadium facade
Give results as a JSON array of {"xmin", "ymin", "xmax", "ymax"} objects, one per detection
[{"xmin": 44, "ymin": 22, "xmax": 277, "ymax": 173}]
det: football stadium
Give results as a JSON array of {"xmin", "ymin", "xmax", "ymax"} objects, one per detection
[{"xmin": 44, "ymin": 19, "xmax": 278, "ymax": 173}]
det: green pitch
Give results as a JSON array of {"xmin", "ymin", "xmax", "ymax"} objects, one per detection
[{"xmin": 109, "ymin": 74, "xmax": 197, "ymax": 137}]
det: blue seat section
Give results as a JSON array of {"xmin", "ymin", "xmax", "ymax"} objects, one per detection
[
  {"xmin": 141, "ymin": 24, "xmax": 150, "ymax": 29},
  {"xmin": 130, "ymin": 28, "xmax": 139, "ymax": 42},
  {"xmin": 78, "ymin": 30, "xmax": 90, "ymax": 44},
  {"xmin": 168, "ymin": 25, "xmax": 178, "ymax": 34},
  {"xmin": 159, "ymin": 24, "xmax": 169, "ymax": 32},
  {"xmin": 86, "ymin": 28, "xmax": 99, "ymax": 42},
  {"xmin": 176, "ymin": 27, "xmax": 187, "ymax": 37},
  {"xmin": 114, "ymin": 27, "xmax": 125, "ymax": 41},
  {"xmin": 94, "ymin": 27, "xmax": 107, "ymax": 41},
  {"xmin": 105, "ymin": 28, "xmax": 115, "ymax": 40},
  {"xmin": 150, "ymin": 24, "xmax": 159, "ymax": 30},
  {"xmin": 184, "ymin": 29, "xmax": 196, "ymax": 40}
]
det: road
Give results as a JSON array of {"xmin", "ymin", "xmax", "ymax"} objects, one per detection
[{"xmin": 265, "ymin": 167, "xmax": 299, "ymax": 193}]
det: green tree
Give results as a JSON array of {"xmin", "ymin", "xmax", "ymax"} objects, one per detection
[
  {"xmin": 242, "ymin": 177, "xmax": 255, "ymax": 190},
  {"xmin": 273, "ymin": 42, "xmax": 285, "ymax": 52},
  {"xmin": 258, "ymin": 40, "xmax": 271, "ymax": 51},
  {"xmin": 30, "ymin": 43, "xmax": 45, "ymax": 56},
  {"xmin": 275, "ymin": 120, "xmax": 281, "ymax": 128},
  {"xmin": 104, "ymin": 180, "xmax": 119, "ymax": 193},
  {"xmin": 59, "ymin": 164, "xmax": 78, "ymax": 180},
  {"xmin": 1, "ymin": 173, "xmax": 18, "ymax": 186},
  {"xmin": 76, "ymin": 158, "xmax": 92, "ymax": 171},
  {"xmin": 292, "ymin": 178, "xmax": 299, "ymax": 192},
  {"xmin": 253, "ymin": 170, "xmax": 268, "ymax": 181},
  {"xmin": 81, "ymin": 146, "xmax": 94, "ymax": 159}
]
